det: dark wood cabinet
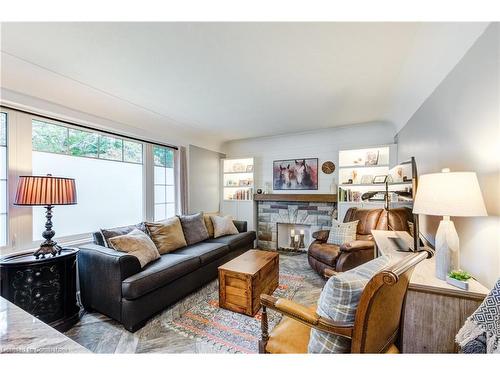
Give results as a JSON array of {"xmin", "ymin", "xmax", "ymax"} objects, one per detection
[{"xmin": 0, "ymin": 248, "xmax": 80, "ymax": 332}]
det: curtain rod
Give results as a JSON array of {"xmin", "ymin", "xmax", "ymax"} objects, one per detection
[{"xmin": 0, "ymin": 104, "xmax": 179, "ymax": 151}]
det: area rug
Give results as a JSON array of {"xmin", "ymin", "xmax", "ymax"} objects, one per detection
[{"xmin": 161, "ymin": 274, "xmax": 305, "ymax": 353}]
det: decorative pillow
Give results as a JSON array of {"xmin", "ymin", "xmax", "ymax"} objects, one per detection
[
  {"xmin": 101, "ymin": 222, "xmax": 146, "ymax": 248},
  {"xmin": 108, "ymin": 229, "xmax": 160, "ymax": 268},
  {"xmin": 203, "ymin": 212, "xmax": 220, "ymax": 238},
  {"xmin": 326, "ymin": 219, "xmax": 359, "ymax": 245},
  {"xmin": 145, "ymin": 216, "xmax": 187, "ymax": 254},
  {"xmin": 308, "ymin": 255, "xmax": 391, "ymax": 353},
  {"xmin": 179, "ymin": 212, "xmax": 210, "ymax": 245},
  {"xmin": 211, "ymin": 215, "xmax": 239, "ymax": 238}
]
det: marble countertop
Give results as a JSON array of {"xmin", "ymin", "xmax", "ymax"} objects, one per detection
[{"xmin": 0, "ymin": 296, "xmax": 90, "ymax": 354}]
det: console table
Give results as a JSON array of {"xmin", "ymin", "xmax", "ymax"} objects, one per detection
[
  {"xmin": 372, "ymin": 230, "xmax": 489, "ymax": 353},
  {"xmin": 0, "ymin": 248, "xmax": 80, "ymax": 332}
]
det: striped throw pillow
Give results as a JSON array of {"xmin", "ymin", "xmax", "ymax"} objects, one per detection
[
  {"xmin": 308, "ymin": 255, "xmax": 391, "ymax": 353},
  {"xmin": 326, "ymin": 219, "xmax": 358, "ymax": 245}
]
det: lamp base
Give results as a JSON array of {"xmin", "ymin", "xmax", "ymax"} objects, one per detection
[
  {"xmin": 435, "ymin": 216, "xmax": 460, "ymax": 280},
  {"xmin": 33, "ymin": 205, "xmax": 62, "ymax": 259},
  {"xmin": 34, "ymin": 241, "xmax": 62, "ymax": 259}
]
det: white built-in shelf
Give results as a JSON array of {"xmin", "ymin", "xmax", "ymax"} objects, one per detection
[
  {"xmin": 223, "ymin": 171, "xmax": 254, "ymax": 175},
  {"xmin": 223, "ymin": 185, "xmax": 254, "ymax": 188},
  {"xmin": 339, "ymin": 164, "xmax": 390, "ymax": 169},
  {"xmin": 339, "ymin": 181, "xmax": 412, "ymax": 187}
]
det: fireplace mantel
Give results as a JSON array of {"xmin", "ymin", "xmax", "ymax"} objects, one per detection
[{"xmin": 253, "ymin": 193, "xmax": 337, "ymax": 203}]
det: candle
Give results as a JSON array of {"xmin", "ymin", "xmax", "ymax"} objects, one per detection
[
  {"xmin": 291, "ymin": 229, "xmax": 295, "ymax": 236},
  {"xmin": 300, "ymin": 229, "xmax": 304, "ymax": 235},
  {"xmin": 294, "ymin": 234, "xmax": 299, "ymax": 242}
]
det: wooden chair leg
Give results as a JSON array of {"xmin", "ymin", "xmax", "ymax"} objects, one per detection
[{"xmin": 259, "ymin": 305, "xmax": 269, "ymax": 353}]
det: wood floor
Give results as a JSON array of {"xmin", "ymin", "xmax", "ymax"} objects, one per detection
[{"xmin": 64, "ymin": 251, "xmax": 325, "ymax": 353}]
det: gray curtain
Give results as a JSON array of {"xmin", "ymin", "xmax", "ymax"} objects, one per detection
[{"xmin": 178, "ymin": 146, "xmax": 188, "ymax": 214}]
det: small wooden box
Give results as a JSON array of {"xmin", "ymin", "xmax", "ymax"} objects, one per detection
[{"xmin": 218, "ymin": 250, "xmax": 279, "ymax": 316}]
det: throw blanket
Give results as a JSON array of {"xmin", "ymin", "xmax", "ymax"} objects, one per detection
[{"xmin": 456, "ymin": 278, "xmax": 500, "ymax": 354}]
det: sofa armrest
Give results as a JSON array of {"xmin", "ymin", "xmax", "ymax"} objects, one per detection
[
  {"xmin": 312, "ymin": 230, "xmax": 329, "ymax": 242},
  {"xmin": 340, "ymin": 240, "xmax": 375, "ymax": 252},
  {"xmin": 233, "ymin": 220, "xmax": 247, "ymax": 233},
  {"xmin": 77, "ymin": 243, "xmax": 141, "ymax": 321}
]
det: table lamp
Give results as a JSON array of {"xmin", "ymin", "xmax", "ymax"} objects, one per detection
[
  {"xmin": 412, "ymin": 169, "xmax": 487, "ymax": 280},
  {"xmin": 14, "ymin": 174, "xmax": 77, "ymax": 259}
]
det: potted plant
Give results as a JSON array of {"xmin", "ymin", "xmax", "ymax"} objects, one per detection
[{"xmin": 446, "ymin": 269, "xmax": 472, "ymax": 290}]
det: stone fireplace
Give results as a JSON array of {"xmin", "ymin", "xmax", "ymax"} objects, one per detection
[{"xmin": 255, "ymin": 194, "xmax": 337, "ymax": 251}]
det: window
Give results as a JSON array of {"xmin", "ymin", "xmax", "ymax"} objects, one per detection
[
  {"xmin": 0, "ymin": 113, "xmax": 7, "ymax": 246},
  {"xmin": 32, "ymin": 120, "xmax": 144, "ymax": 239},
  {"xmin": 0, "ymin": 107, "xmax": 179, "ymax": 253},
  {"xmin": 153, "ymin": 145, "xmax": 175, "ymax": 221}
]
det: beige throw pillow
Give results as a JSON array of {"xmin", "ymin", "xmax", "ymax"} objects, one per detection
[
  {"xmin": 326, "ymin": 219, "xmax": 359, "ymax": 246},
  {"xmin": 108, "ymin": 229, "xmax": 160, "ymax": 268},
  {"xmin": 145, "ymin": 216, "xmax": 187, "ymax": 254},
  {"xmin": 211, "ymin": 215, "xmax": 239, "ymax": 238},
  {"xmin": 203, "ymin": 212, "xmax": 220, "ymax": 238}
]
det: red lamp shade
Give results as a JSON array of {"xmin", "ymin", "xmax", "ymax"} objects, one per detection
[{"xmin": 14, "ymin": 175, "xmax": 77, "ymax": 206}]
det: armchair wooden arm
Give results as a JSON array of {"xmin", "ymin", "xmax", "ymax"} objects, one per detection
[{"xmin": 260, "ymin": 294, "xmax": 353, "ymax": 346}]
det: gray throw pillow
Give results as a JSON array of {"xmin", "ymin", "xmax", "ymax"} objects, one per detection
[
  {"xmin": 179, "ymin": 212, "xmax": 210, "ymax": 245},
  {"xmin": 101, "ymin": 222, "xmax": 147, "ymax": 248},
  {"xmin": 308, "ymin": 255, "xmax": 391, "ymax": 353}
]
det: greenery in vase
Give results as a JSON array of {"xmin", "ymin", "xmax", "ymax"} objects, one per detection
[{"xmin": 448, "ymin": 269, "xmax": 472, "ymax": 281}]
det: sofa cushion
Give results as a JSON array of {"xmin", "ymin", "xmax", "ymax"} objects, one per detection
[
  {"xmin": 108, "ymin": 229, "xmax": 160, "ymax": 268},
  {"xmin": 145, "ymin": 217, "xmax": 187, "ymax": 254},
  {"xmin": 211, "ymin": 215, "xmax": 239, "ymax": 238},
  {"xmin": 308, "ymin": 242, "xmax": 341, "ymax": 266},
  {"xmin": 100, "ymin": 222, "xmax": 146, "ymax": 248},
  {"xmin": 174, "ymin": 242, "xmax": 230, "ymax": 265},
  {"xmin": 122, "ymin": 253, "xmax": 200, "ymax": 299},
  {"xmin": 206, "ymin": 231, "xmax": 256, "ymax": 251},
  {"xmin": 308, "ymin": 255, "xmax": 390, "ymax": 353},
  {"xmin": 179, "ymin": 212, "xmax": 209, "ymax": 245}
]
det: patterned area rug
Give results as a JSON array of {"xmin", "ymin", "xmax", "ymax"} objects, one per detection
[{"xmin": 159, "ymin": 274, "xmax": 304, "ymax": 353}]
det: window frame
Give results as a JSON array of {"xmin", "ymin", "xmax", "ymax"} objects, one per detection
[{"xmin": 0, "ymin": 106, "xmax": 178, "ymax": 255}]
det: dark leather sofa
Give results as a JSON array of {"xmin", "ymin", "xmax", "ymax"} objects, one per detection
[
  {"xmin": 308, "ymin": 207, "xmax": 413, "ymax": 277},
  {"xmin": 78, "ymin": 220, "xmax": 256, "ymax": 332}
]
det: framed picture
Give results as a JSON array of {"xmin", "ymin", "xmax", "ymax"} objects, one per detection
[
  {"xmin": 245, "ymin": 164, "xmax": 253, "ymax": 172},
  {"xmin": 365, "ymin": 150, "xmax": 379, "ymax": 166},
  {"xmin": 273, "ymin": 158, "xmax": 318, "ymax": 190},
  {"xmin": 373, "ymin": 175, "xmax": 388, "ymax": 184}
]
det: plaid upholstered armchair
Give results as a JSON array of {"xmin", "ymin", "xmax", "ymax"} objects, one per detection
[{"xmin": 259, "ymin": 250, "xmax": 430, "ymax": 354}]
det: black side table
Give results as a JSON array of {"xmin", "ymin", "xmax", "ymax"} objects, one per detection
[{"xmin": 0, "ymin": 248, "xmax": 80, "ymax": 332}]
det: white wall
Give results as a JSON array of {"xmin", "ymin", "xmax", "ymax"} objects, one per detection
[
  {"xmin": 396, "ymin": 23, "xmax": 500, "ymax": 288},
  {"xmin": 222, "ymin": 121, "xmax": 396, "ymax": 194},
  {"xmin": 188, "ymin": 145, "xmax": 225, "ymax": 214}
]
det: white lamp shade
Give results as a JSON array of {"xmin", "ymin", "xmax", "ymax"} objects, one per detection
[{"xmin": 413, "ymin": 171, "xmax": 487, "ymax": 217}]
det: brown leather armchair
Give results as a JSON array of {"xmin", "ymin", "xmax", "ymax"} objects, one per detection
[
  {"xmin": 259, "ymin": 250, "xmax": 431, "ymax": 353},
  {"xmin": 308, "ymin": 207, "xmax": 413, "ymax": 277}
]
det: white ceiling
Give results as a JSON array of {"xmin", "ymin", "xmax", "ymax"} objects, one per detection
[{"xmin": 0, "ymin": 22, "xmax": 489, "ymax": 148}]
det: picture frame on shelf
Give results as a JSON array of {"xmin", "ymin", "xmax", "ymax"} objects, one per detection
[
  {"xmin": 373, "ymin": 175, "xmax": 388, "ymax": 184},
  {"xmin": 365, "ymin": 150, "xmax": 380, "ymax": 166},
  {"xmin": 245, "ymin": 164, "xmax": 254, "ymax": 172}
]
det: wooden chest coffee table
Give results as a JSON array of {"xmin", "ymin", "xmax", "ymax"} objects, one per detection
[{"xmin": 218, "ymin": 250, "xmax": 279, "ymax": 316}]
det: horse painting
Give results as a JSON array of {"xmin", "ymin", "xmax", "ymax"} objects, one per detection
[{"xmin": 273, "ymin": 158, "xmax": 318, "ymax": 190}]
